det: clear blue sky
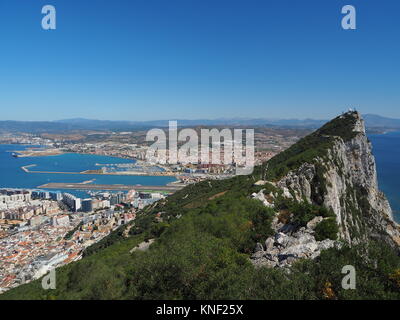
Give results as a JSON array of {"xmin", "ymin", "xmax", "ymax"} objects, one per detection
[{"xmin": 0, "ymin": 0, "xmax": 399, "ymax": 121}]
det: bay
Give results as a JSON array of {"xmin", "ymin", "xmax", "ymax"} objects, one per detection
[{"xmin": 0, "ymin": 144, "xmax": 176, "ymax": 197}]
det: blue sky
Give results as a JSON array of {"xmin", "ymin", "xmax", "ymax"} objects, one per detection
[{"xmin": 0, "ymin": 0, "xmax": 399, "ymax": 121}]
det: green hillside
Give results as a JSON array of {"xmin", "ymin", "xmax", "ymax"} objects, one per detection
[{"xmin": 2, "ymin": 112, "xmax": 400, "ymax": 300}]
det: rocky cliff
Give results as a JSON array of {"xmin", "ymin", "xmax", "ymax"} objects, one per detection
[
  {"xmin": 277, "ymin": 112, "xmax": 399, "ymax": 246},
  {"xmin": 252, "ymin": 111, "xmax": 400, "ymax": 268}
]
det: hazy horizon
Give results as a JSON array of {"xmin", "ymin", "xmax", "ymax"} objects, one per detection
[{"xmin": 0, "ymin": 112, "xmax": 399, "ymax": 123}]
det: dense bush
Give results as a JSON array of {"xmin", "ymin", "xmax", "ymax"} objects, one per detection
[
  {"xmin": 314, "ymin": 218, "xmax": 339, "ymax": 241},
  {"xmin": 290, "ymin": 201, "xmax": 320, "ymax": 226},
  {"xmin": 289, "ymin": 201, "xmax": 334, "ymax": 227}
]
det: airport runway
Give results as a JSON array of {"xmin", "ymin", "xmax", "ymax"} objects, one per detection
[{"xmin": 37, "ymin": 182, "xmax": 185, "ymax": 192}]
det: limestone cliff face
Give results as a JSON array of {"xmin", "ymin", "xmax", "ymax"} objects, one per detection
[{"xmin": 277, "ymin": 112, "xmax": 400, "ymax": 248}]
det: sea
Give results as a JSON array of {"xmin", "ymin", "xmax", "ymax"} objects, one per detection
[
  {"xmin": 0, "ymin": 144, "xmax": 176, "ymax": 199},
  {"xmin": 0, "ymin": 139, "xmax": 399, "ymax": 223},
  {"xmin": 369, "ymin": 132, "xmax": 400, "ymax": 223}
]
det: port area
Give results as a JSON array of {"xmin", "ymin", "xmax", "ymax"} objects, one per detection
[{"xmin": 36, "ymin": 182, "xmax": 185, "ymax": 193}]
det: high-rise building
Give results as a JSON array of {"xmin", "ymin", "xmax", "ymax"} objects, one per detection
[
  {"xmin": 50, "ymin": 192, "xmax": 63, "ymax": 201},
  {"xmin": 110, "ymin": 192, "xmax": 126, "ymax": 205},
  {"xmin": 31, "ymin": 191, "xmax": 40, "ymax": 199},
  {"xmin": 62, "ymin": 193, "xmax": 81, "ymax": 212},
  {"xmin": 39, "ymin": 191, "xmax": 51, "ymax": 199},
  {"xmin": 81, "ymin": 199, "xmax": 93, "ymax": 212}
]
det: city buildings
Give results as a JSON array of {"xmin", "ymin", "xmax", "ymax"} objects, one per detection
[
  {"xmin": 62, "ymin": 193, "xmax": 81, "ymax": 212},
  {"xmin": 0, "ymin": 187, "xmax": 165, "ymax": 293},
  {"xmin": 52, "ymin": 215, "xmax": 70, "ymax": 227}
]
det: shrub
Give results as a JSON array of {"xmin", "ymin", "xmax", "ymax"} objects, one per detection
[
  {"xmin": 318, "ymin": 206, "xmax": 335, "ymax": 218},
  {"xmin": 389, "ymin": 269, "xmax": 400, "ymax": 289},
  {"xmin": 291, "ymin": 201, "xmax": 319, "ymax": 227},
  {"xmin": 314, "ymin": 218, "xmax": 339, "ymax": 241}
]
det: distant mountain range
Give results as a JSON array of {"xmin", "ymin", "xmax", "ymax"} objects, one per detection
[
  {"xmin": 55, "ymin": 117, "xmax": 328, "ymax": 128},
  {"xmin": 0, "ymin": 114, "xmax": 399, "ymax": 133},
  {"xmin": 363, "ymin": 114, "xmax": 400, "ymax": 129}
]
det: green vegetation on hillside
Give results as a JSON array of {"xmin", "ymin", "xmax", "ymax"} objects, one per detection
[
  {"xmin": 272, "ymin": 194, "xmax": 337, "ymax": 231},
  {"xmin": 315, "ymin": 218, "xmax": 339, "ymax": 241},
  {"xmin": 290, "ymin": 201, "xmax": 335, "ymax": 227},
  {"xmin": 2, "ymin": 112, "xmax": 399, "ymax": 300},
  {"xmin": 2, "ymin": 229, "xmax": 399, "ymax": 300},
  {"xmin": 2, "ymin": 181, "xmax": 398, "ymax": 300}
]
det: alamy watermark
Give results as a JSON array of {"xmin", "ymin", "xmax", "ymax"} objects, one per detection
[
  {"xmin": 39, "ymin": 4, "xmax": 357, "ymax": 31},
  {"xmin": 145, "ymin": 121, "xmax": 254, "ymax": 175},
  {"xmin": 341, "ymin": 265, "xmax": 356, "ymax": 290},
  {"xmin": 41, "ymin": 269, "xmax": 56, "ymax": 290},
  {"xmin": 16, "ymin": 268, "xmax": 56, "ymax": 290},
  {"xmin": 341, "ymin": 5, "xmax": 357, "ymax": 30},
  {"xmin": 41, "ymin": 5, "xmax": 56, "ymax": 30}
]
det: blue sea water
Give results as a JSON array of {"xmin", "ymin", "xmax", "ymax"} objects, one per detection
[
  {"xmin": 0, "ymin": 144, "xmax": 176, "ymax": 197},
  {"xmin": 29, "ymin": 152, "xmax": 133, "ymax": 172},
  {"xmin": 368, "ymin": 133, "xmax": 400, "ymax": 223}
]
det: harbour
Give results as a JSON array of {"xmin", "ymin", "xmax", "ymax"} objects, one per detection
[{"xmin": 0, "ymin": 144, "xmax": 178, "ymax": 198}]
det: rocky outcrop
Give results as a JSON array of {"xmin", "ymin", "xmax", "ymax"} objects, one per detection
[
  {"xmin": 251, "ymin": 214, "xmax": 339, "ymax": 268},
  {"xmin": 276, "ymin": 112, "xmax": 400, "ymax": 248},
  {"xmin": 251, "ymin": 189, "xmax": 274, "ymax": 208}
]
